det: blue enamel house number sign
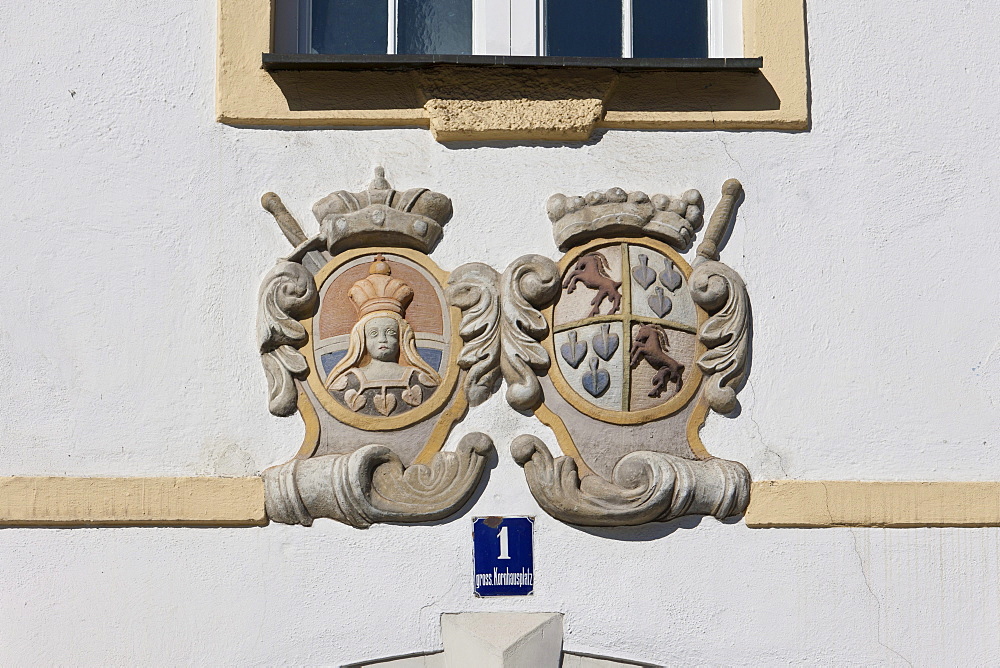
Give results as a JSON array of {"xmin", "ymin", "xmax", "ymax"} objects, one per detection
[{"xmin": 473, "ymin": 517, "xmax": 534, "ymax": 597}]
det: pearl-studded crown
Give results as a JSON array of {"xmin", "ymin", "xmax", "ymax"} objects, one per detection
[
  {"xmin": 312, "ymin": 168, "xmax": 453, "ymax": 255},
  {"xmin": 547, "ymin": 187, "xmax": 704, "ymax": 251}
]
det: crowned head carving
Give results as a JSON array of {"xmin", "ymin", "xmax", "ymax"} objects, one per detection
[
  {"xmin": 547, "ymin": 187, "xmax": 704, "ymax": 252},
  {"xmin": 348, "ymin": 254, "xmax": 415, "ymax": 318},
  {"xmin": 324, "ymin": 256, "xmax": 441, "ymax": 416},
  {"xmin": 313, "ymin": 168, "xmax": 453, "ymax": 255}
]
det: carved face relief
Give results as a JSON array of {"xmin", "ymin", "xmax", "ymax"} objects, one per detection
[
  {"xmin": 365, "ymin": 317, "xmax": 400, "ymax": 362},
  {"xmin": 312, "ymin": 253, "xmax": 451, "ymax": 423},
  {"xmin": 550, "ymin": 239, "xmax": 702, "ymax": 423}
]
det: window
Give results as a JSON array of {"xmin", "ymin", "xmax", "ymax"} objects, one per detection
[
  {"xmin": 274, "ymin": 0, "xmax": 743, "ymax": 59},
  {"xmin": 217, "ymin": 0, "xmax": 808, "ymax": 137}
]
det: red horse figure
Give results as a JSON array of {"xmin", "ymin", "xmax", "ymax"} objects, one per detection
[
  {"xmin": 562, "ymin": 252, "xmax": 622, "ymax": 317},
  {"xmin": 629, "ymin": 324, "xmax": 684, "ymax": 398}
]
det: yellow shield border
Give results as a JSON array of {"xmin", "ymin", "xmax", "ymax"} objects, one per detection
[
  {"xmin": 300, "ymin": 247, "xmax": 463, "ymax": 432},
  {"xmin": 543, "ymin": 236, "xmax": 706, "ymax": 426}
]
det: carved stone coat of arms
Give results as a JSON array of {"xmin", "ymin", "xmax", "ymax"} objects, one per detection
[
  {"xmin": 508, "ymin": 180, "xmax": 753, "ymax": 526},
  {"xmin": 255, "ymin": 169, "xmax": 752, "ymax": 529},
  {"xmin": 257, "ymin": 169, "xmax": 495, "ymax": 528}
]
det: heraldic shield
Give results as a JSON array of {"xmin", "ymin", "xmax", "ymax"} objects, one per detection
[
  {"xmin": 256, "ymin": 169, "xmax": 496, "ymax": 528},
  {"xmin": 509, "ymin": 181, "xmax": 753, "ymax": 527}
]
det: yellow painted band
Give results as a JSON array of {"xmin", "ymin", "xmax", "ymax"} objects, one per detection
[
  {"xmin": 745, "ymin": 481, "xmax": 1000, "ymax": 528},
  {"xmin": 0, "ymin": 477, "xmax": 266, "ymax": 527},
  {"xmin": 5, "ymin": 477, "xmax": 1000, "ymax": 528}
]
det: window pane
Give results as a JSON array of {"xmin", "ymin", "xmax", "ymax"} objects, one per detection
[
  {"xmin": 398, "ymin": 0, "xmax": 472, "ymax": 55},
  {"xmin": 632, "ymin": 0, "xmax": 707, "ymax": 58},
  {"xmin": 546, "ymin": 0, "xmax": 621, "ymax": 58},
  {"xmin": 311, "ymin": 0, "xmax": 388, "ymax": 55}
]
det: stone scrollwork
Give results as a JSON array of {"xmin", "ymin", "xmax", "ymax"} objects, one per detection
[
  {"xmin": 511, "ymin": 435, "xmax": 750, "ymax": 526},
  {"xmin": 264, "ymin": 432, "xmax": 494, "ymax": 528},
  {"xmin": 258, "ymin": 169, "xmax": 494, "ymax": 529},
  {"xmin": 499, "ymin": 254, "xmax": 561, "ymax": 411},
  {"xmin": 445, "ymin": 254, "xmax": 561, "ymax": 412},
  {"xmin": 691, "ymin": 260, "xmax": 750, "ymax": 414},
  {"xmin": 513, "ymin": 179, "xmax": 752, "ymax": 528},
  {"xmin": 446, "ymin": 263, "xmax": 503, "ymax": 407},
  {"xmin": 257, "ymin": 260, "xmax": 318, "ymax": 417}
]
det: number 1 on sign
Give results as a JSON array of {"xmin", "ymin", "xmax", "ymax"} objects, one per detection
[{"xmin": 498, "ymin": 526, "xmax": 511, "ymax": 560}]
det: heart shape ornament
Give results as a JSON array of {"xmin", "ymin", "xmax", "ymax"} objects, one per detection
[
  {"xmin": 344, "ymin": 388, "xmax": 366, "ymax": 412},
  {"xmin": 592, "ymin": 323, "xmax": 619, "ymax": 361},
  {"xmin": 660, "ymin": 260, "xmax": 683, "ymax": 292},
  {"xmin": 560, "ymin": 330, "xmax": 588, "ymax": 368},
  {"xmin": 400, "ymin": 385, "xmax": 423, "ymax": 407},
  {"xmin": 632, "ymin": 254, "xmax": 656, "ymax": 290},
  {"xmin": 373, "ymin": 388, "xmax": 397, "ymax": 416},
  {"xmin": 581, "ymin": 357, "xmax": 611, "ymax": 397},
  {"xmin": 648, "ymin": 286, "xmax": 673, "ymax": 318}
]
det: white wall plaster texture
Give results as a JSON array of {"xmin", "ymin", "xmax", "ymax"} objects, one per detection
[{"xmin": 1, "ymin": 0, "xmax": 1000, "ymax": 664}]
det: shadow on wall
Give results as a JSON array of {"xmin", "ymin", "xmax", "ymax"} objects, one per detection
[
  {"xmin": 568, "ymin": 513, "xmax": 745, "ymax": 542},
  {"xmin": 605, "ymin": 70, "xmax": 779, "ymax": 113},
  {"xmin": 270, "ymin": 67, "xmax": 781, "ymax": 114}
]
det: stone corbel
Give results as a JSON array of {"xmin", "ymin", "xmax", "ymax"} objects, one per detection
[
  {"xmin": 512, "ymin": 435, "xmax": 750, "ymax": 526},
  {"xmin": 263, "ymin": 433, "xmax": 493, "ymax": 528}
]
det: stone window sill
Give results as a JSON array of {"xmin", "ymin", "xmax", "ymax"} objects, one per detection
[{"xmin": 261, "ymin": 53, "xmax": 764, "ymax": 73}]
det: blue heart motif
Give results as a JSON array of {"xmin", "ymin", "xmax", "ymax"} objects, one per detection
[
  {"xmin": 592, "ymin": 323, "xmax": 619, "ymax": 361},
  {"xmin": 560, "ymin": 330, "xmax": 587, "ymax": 369},
  {"xmin": 581, "ymin": 357, "xmax": 611, "ymax": 397},
  {"xmin": 648, "ymin": 286, "xmax": 673, "ymax": 318},
  {"xmin": 632, "ymin": 254, "xmax": 656, "ymax": 290},
  {"xmin": 660, "ymin": 260, "xmax": 683, "ymax": 292}
]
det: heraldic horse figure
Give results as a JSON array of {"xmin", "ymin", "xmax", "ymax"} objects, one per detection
[
  {"xmin": 630, "ymin": 323, "xmax": 684, "ymax": 398},
  {"xmin": 562, "ymin": 252, "xmax": 623, "ymax": 317}
]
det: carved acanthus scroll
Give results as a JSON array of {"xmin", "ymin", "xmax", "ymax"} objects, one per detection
[
  {"xmin": 499, "ymin": 255, "xmax": 561, "ymax": 411},
  {"xmin": 257, "ymin": 261, "xmax": 318, "ymax": 417},
  {"xmin": 511, "ymin": 435, "xmax": 749, "ymax": 526},
  {"xmin": 264, "ymin": 432, "xmax": 493, "ymax": 528},
  {"xmin": 691, "ymin": 260, "xmax": 750, "ymax": 414},
  {"xmin": 446, "ymin": 263, "xmax": 502, "ymax": 406}
]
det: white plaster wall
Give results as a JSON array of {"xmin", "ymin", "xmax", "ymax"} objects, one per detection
[{"xmin": 1, "ymin": 0, "xmax": 999, "ymax": 665}]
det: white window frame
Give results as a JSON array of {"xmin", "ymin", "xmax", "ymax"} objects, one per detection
[{"xmin": 275, "ymin": 0, "xmax": 741, "ymax": 58}]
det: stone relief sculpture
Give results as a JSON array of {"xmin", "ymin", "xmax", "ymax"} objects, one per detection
[
  {"xmin": 507, "ymin": 180, "xmax": 753, "ymax": 527},
  {"xmin": 257, "ymin": 169, "xmax": 499, "ymax": 528},
  {"xmin": 256, "ymin": 168, "xmax": 751, "ymax": 531}
]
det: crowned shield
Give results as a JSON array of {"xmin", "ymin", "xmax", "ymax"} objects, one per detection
[
  {"xmin": 256, "ymin": 169, "xmax": 496, "ymax": 528},
  {"xmin": 509, "ymin": 182, "xmax": 753, "ymax": 527}
]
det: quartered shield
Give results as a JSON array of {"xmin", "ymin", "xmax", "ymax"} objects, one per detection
[{"xmin": 513, "ymin": 182, "xmax": 754, "ymax": 526}]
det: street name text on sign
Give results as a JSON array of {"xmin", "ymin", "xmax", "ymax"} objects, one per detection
[{"xmin": 472, "ymin": 516, "xmax": 534, "ymax": 597}]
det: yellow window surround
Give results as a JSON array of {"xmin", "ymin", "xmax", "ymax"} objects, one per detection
[{"xmin": 217, "ymin": 0, "xmax": 809, "ymax": 141}]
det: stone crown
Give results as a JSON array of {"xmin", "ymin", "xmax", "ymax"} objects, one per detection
[
  {"xmin": 348, "ymin": 255, "xmax": 414, "ymax": 318},
  {"xmin": 547, "ymin": 187, "xmax": 704, "ymax": 251},
  {"xmin": 312, "ymin": 167, "xmax": 453, "ymax": 255}
]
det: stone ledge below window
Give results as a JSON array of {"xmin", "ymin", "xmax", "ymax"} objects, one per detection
[
  {"xmin": 217, "ymin": 0, "xmax": 808, "ymax": 141},
  {"xmin": 262, "ymin": 53, "xmax": 765, "ymax": 72}
]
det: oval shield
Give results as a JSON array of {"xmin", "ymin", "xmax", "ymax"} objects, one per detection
[
  {"xmin": 546, "ymin": 237, "xmax": 704, "ymax": 425},
  {"xmin": 303, "ymin": 248, "xmax": 461, "ymax": 431}
]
